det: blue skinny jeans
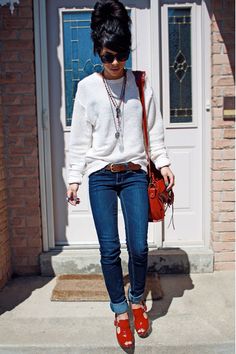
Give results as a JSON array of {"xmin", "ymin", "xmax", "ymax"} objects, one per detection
[{"xmin": 88, "ymin": 166, "xmax": 149, "ymax": 314}]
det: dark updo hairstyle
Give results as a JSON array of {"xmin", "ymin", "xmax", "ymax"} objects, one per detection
[{"xmin": 91, "ymin": 0, "xmax": 132, "ymax": 55}]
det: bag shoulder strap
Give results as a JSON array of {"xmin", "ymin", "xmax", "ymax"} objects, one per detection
[{"xmin": 132, "ymin": 70, "xmax": 150, "ymax": 166}]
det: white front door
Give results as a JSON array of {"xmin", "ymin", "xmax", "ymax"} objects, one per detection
[{"xmin": 43, "ymin": 0, "xmax": 210, "ymax": 249}]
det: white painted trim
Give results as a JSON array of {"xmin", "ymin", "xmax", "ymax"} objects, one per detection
[
  {"xmin": 150, "ymin": 0, "xmax": 163, "ymax": 246},
  {"xmin": 33, "ymin": 0, "xmax": 55, "ymax": 251}
]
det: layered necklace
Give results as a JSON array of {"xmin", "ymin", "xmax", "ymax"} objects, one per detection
[{"xmin": 102, "ymin": 69, "xmax": 127, "ymax": 140}]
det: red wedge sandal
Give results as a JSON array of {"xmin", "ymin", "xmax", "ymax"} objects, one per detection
[
  {"xmin": 131, "ymin": 301, "xmax": 150, "ymax": 337},
  {"xmin": 114, "ymin": 314, "xmax": 134, "ymax": 349}
]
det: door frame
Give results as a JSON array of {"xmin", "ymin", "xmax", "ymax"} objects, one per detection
[{"xmin": 34, "ymin": 0, "xmax": 212, "ymax": 252}]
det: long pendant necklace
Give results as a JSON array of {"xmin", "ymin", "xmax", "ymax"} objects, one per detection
[{"xmin": 102, "ymin": 70, "xmax": 127, "ymax": 139}]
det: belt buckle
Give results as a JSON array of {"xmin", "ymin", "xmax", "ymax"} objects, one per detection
[{"xmin": 110, "ymin": 163, "xmax": 116, "ymax": 173}]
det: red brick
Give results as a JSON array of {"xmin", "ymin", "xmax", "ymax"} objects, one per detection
[
  {"xmin": 212, "ymin": 202, "xmax": 235, "ymax": 212},
  {"xmin": 220, "ymin": 232, "xmax": 235, "ymax": 242},
  {"xmin": 212, "ymin": 54, "xmax": 230, "ymax": 65},
  {"xmin": 212, "ymin": 32, "xmax": 224, "ymax": 43},
  {"xmin": 212, "ymin": 222, "xmax": 235, "ymax": 232},
  {"xmin": 7, "ymin": 105, "xmax": 36, "ymax": 116},
  {"xmin": 212, "ymin": 241, "xmax": 235, "ymax": 252},
  {"xmin": 215, "ymin": 252, "xmax": 235, "ymax": 262},
  {"xmin": 223, "ymin": 88, "xmax": 235, "ymax": 98},
  {"xmin": 13, "ymin": 247, "xmax": 41, "ymax": 256},
  {"xmin": 212, "ymin": 139, "xmax": 235, "ymax": 149},
  {"xmin": 28, "ymin": 255, "xmax": 40, "ymax": 266},
  {"xmin": 222, "ymin": 149, "xmax": 235, "ymax": 159},
  {"xmin": 212, "ymin": 150, "xmax": 222, "ymax": 159},
  {"xmin": 222, "ymin": 191, "xmax": 235, "ymax": 201},
  {"xmin": 212, "ymin": 129, "xmax": 222, "ymax": 139},
  {"xmin": 24, "ymin": 157, "xmax": 39, "ymax": 168},
  {"xmin": 7, "ymin": 173, "xmax": 26, "ymax": 185},
  {"xmin": 10, "ymin": 217, "xmax": 26, "ymax": 227},
  {"xmin": 0, "ymin": 72, "xmax": 20, "ymax": 84},
  {"xmin": 11, "ymin": 237, "xmax": 27, "ymax": 247},
  {"xmin": 22, "ymin": 71, "xmax": 35, "ymax": 83},
  {"xmin": 0, "ymin": 30, "xmax": 19, "ymax": 40},
  {"xmin": 224, "ymin": 129, "xmax": 235, "ymax": 139},
  {"xmin": 12, "ymin": 256, "xmax": 28, "ymax": 266},
  {"xmin": 213, "ymin": 76, "xmax": 234, "ymax": 86},
  {"xmin": 19, "ymin": 51, "xmax": 34, "ymax": 62},
  {"xmin": 211, "ymin": 170, "xmax": 222, "ymax": 181},
  {"xmin": 13, "ymin": 265, "xmax": 40, "ymax": 275},
  {"xmin": 221, "ymin": 64, "xmax": 235, "ymax": 75},
  {"xmin": 212, "ymin": 118, "xmax": 235, "ymax": 128},
  {"xmin": 214, "ymin": 262, "xmax": 235, "ymax": 271},
  {"xmin": 5, "ymin": 62, "xmax": 34, "ymax": 73},
  {"xmin": 2, "ymin": 95, "xmax": 22, "ymax": 105},
  {"xmin": 212, "ymin": 96, "xmax": 223, "ymax": 107},
  {"xmin": 212, "ymin": 44, "xmax": 222, "ymax": 54},
  {"xmin": 26, "ymin": 215, "xmax": 41, "ymax": 227},
  {"xmin": 223, "ymin": 171, "xmax": 235, "ymax": 180},
  {"xmin": 18, "ymin": 7, "xmax": 33, "ymax": 18},
  {"xmin": 212, "ymin": 181, "xmax": 235, "ymax": 191},
  {"xmin": 3, "ymin": 18, "xmax": 33, "ymax": 30},
  {"xmin": 19, "ymin": 0, "xmax": 33, "ymax": 7},
  {"xmin": 212, "ymin": 160, "xmax": 234, "ymax": 170},
  {"xmin": 220, "ymin": 211, "xmax": 235, "ymax": 221},
  {"xmin": 8, "ymin": 156, "xmax": 24, "ymax": 167},
  {"xmin": 9, "ymin": 145, "xmax": 37, "ymax": 155},
  {"xmin": 27, "ymin": 238, "xmax": 42, "ymax": 248},
  {"xmin": 21, "ymin": 96, "xmax": 36, "ymax": 105},
  {"xmin": 8, "ymin": 167, "xmax": 38, "ymax": 177},
  {"xmin": 212, "ymin": 107, "xmax": 223, "ymax": 117},
  {"xmin": 212, "ymin": 191, "xmax": 221, "ymax": 202},
  {"xmin": 0, "ymin": 51, "xmax": 19, "ymax": 63},
  {"xmin": 5, "ymin": 84, "xmax": 35, "ymax": 94}
]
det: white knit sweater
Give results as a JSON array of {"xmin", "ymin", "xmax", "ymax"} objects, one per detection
[{"xmin": 67, "ymin": 69, "xmax": 171, "ymax": 185}]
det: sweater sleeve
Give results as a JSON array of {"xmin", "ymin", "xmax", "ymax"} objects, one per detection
[
  {"xmin": 67, "ymin": 86, "xmax": 92, "ymax": 185},
  {"xmin": 144, "ymin": 76, "xmax": 171, "ymax": 170}
]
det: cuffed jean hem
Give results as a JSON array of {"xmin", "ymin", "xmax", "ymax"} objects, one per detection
[
  {"xmin": 128, "ymin": 286, "xmax": 144, "ymax": 304},
  {"xmin": 110, "ymin": 298, "xmax": 129, "ymax": 314}
]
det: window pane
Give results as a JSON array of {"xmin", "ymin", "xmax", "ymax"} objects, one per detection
[
  {"xmin": 63, "ymin": 11, "xmax": 132, "ymax": 126},
  {"xmin": 168, "ymin": 8, "xmax": 192, "ymax": 123}
]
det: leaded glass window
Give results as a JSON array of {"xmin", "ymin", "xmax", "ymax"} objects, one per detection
[
  {"xmin": 62, "ymin": 10, "xmax": 132, "ymax": 126},
  {"xmin": 168, "ymin": 8, "xmax": 192, "ymax": 123}
]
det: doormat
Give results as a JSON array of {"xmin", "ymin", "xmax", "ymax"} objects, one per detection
[{"xmin": 50, "ymin": 273, "xmax": 163, "ymax": 302}]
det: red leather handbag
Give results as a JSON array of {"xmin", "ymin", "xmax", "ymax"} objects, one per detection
[{"xmin": 133, "ymin": 71, "xmax": 175, "ymax": 228}]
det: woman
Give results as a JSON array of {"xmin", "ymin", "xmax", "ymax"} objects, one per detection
[{"xmin": 67, "ymin": 0, "xmax": 175, "ymax": 349}]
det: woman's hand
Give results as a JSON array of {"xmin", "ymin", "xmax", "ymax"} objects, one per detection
[
  {"xmin": 67, "ymin": 183, "xmax": 80, "ymax": 206},
  {"xmin": 160, "ymin": 166, "xmax": 175, "ymax": 191}
]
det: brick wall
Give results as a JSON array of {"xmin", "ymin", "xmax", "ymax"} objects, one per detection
[
  {"xmin": 0, "ymin": 0, "xmax": 42, "ymax": 276},
  {"xmin": 0, "ymin": 96, "xmax": 12, "ymax": 289},
  {"xmin": 211, "ymin": 0, "xmax": 235, "ymax": 270}
]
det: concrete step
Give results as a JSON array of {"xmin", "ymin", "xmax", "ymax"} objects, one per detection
[{"xmin": 40, "ymin": 247, "xmax": 214, "ymax": 276}]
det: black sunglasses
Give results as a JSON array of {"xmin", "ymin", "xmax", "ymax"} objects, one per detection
[{"xmin": 100, "ymin": 50, "xmax": 130, "ymax": 64}]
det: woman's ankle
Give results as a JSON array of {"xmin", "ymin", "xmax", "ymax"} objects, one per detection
[{"xmin": 116, "ymin": 312, "xmax": 129, "ymax": 320}]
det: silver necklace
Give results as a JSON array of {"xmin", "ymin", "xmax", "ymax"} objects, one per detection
[{"xmin": 102, "ymin": 70, "xmax": 127, "ymax": 139}]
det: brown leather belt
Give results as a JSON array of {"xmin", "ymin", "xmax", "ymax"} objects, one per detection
[{"xmin": 105, "ymin": 162, "xmax": 141, "ymax": 173}]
